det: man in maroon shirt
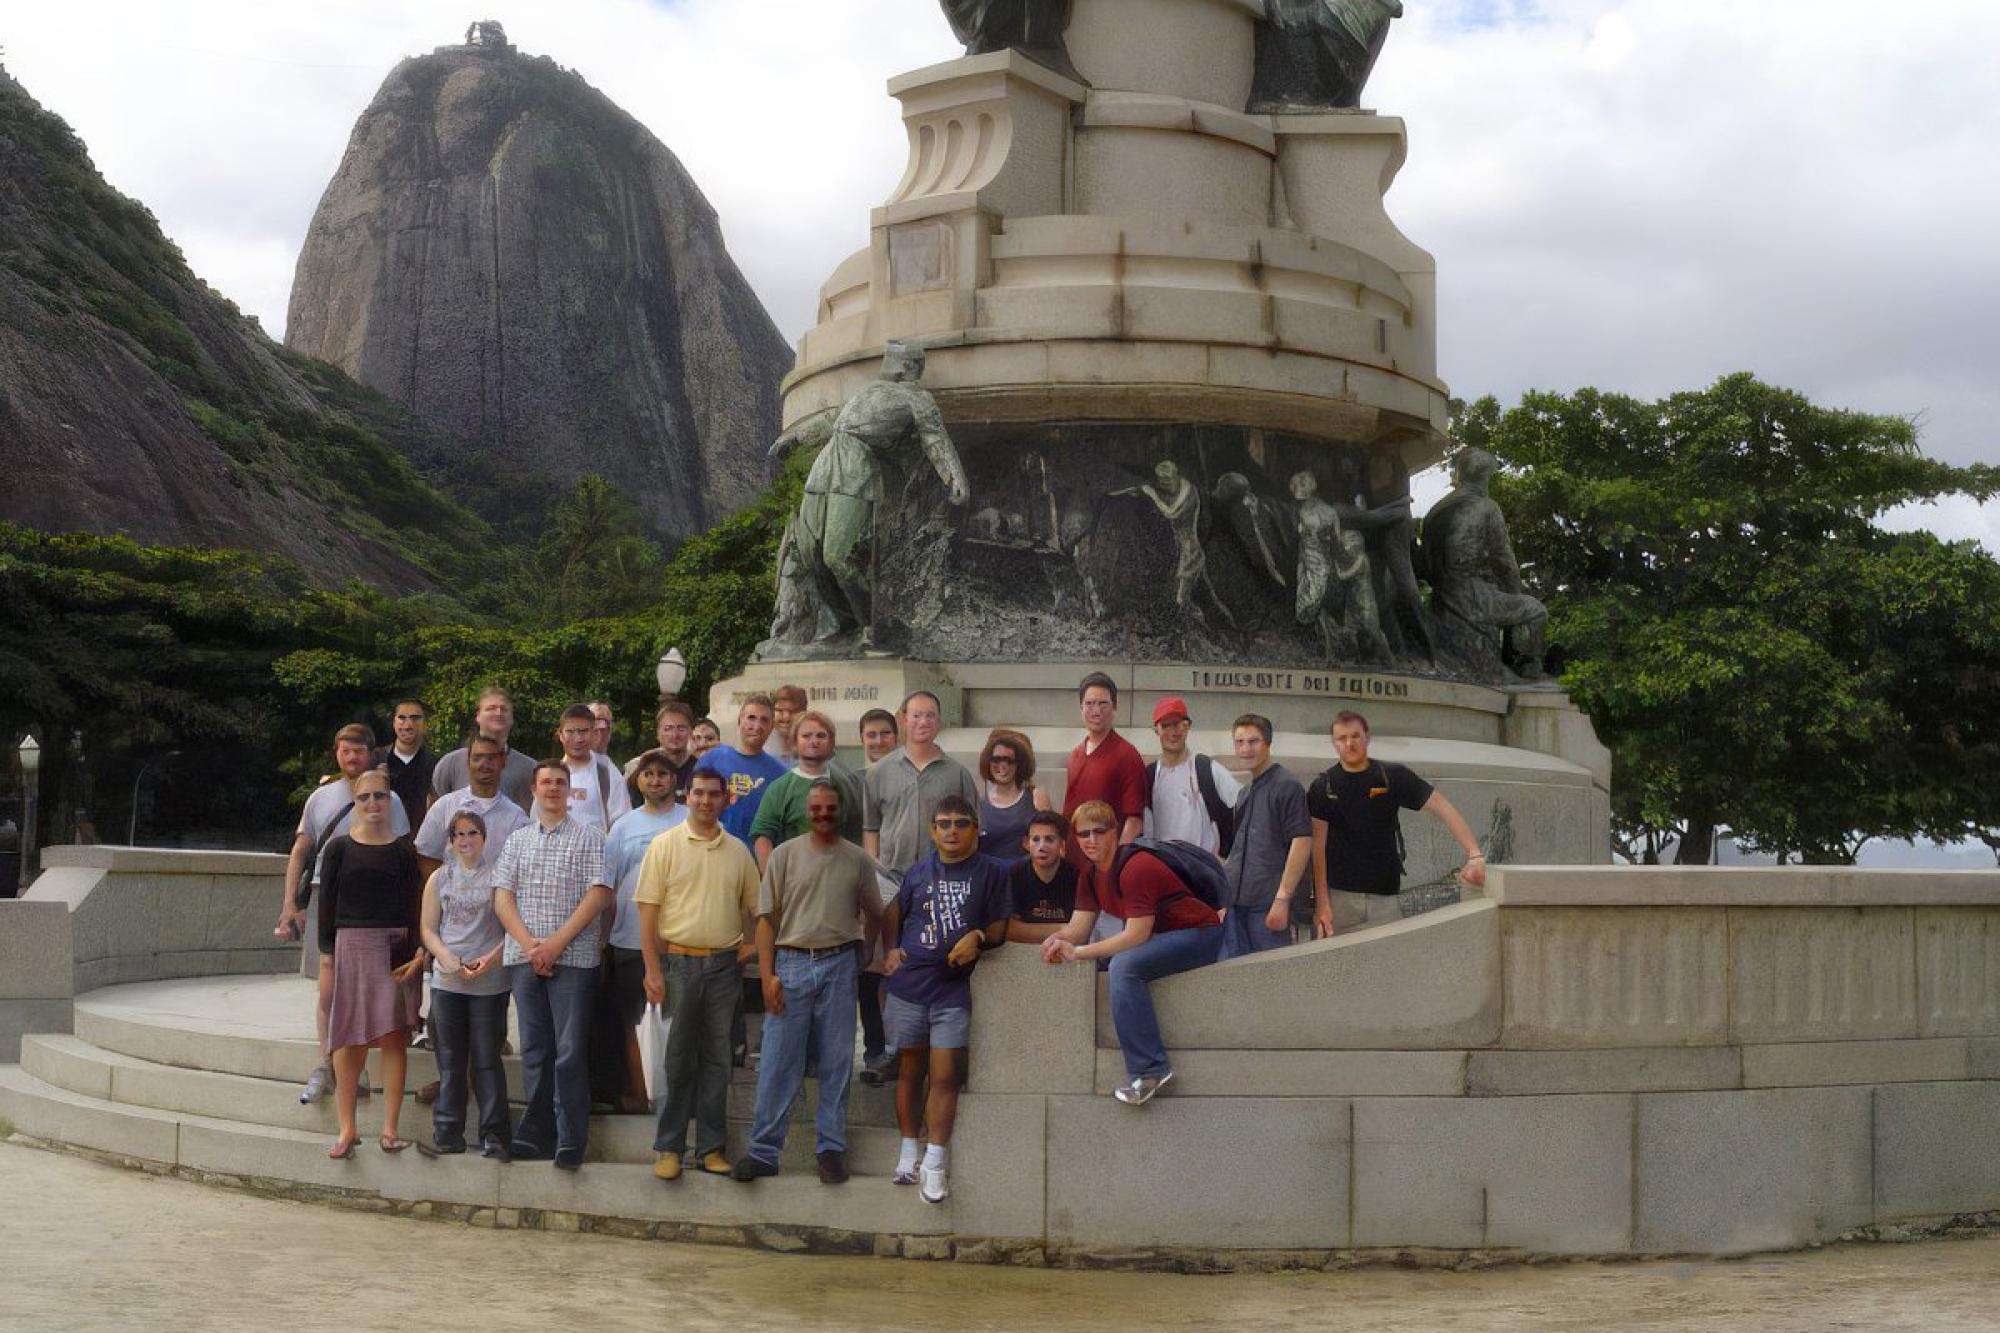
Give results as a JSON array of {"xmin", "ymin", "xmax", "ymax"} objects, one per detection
[
  {"xmin": 1041, "ymin": 799, "xmax": 1223, "ymax": 1106},
  {"xmin": 1062, "ymin": 672, "xmax": 1147, "ymax": 868}
]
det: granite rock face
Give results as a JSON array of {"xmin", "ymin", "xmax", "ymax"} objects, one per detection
[
  {"xmin": 286, "ymin": 38, "xmax": 792, "ymax": 539},
  {"xmin": 0, "ymin": 71, "xmax": 497, "ymax": 591}
]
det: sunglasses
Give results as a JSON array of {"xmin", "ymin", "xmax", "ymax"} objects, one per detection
[
  {"xmin": 1074, "ymin": 825, "xmax": 1114, "ymax": 838},
  {"xmin": 932, "ymin": 817, "xmax": 976, "ymax": 830},
  {"xmin": 354, "ymin": 792, "xmax": 391, "ymax": 804},
  {"xmin": 990, "ymin": 753, "xmax": 1017, "ymax": 765}
]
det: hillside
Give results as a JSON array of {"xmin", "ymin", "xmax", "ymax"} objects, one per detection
[{"xmin": 0, "ymin": 70, "xmax": 508, "ymax": 592}]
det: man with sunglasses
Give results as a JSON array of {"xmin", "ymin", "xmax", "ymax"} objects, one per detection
[
  {"xmin": 881, "ymin": 795, "xmax": 1009, "ymax": 1203},
  {"xmin": 414, "ymin": 735, "xmax": 528, "ymax": 877}
]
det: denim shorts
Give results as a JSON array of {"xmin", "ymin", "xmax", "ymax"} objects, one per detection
[{"xmin": 882, "ymin": 993, "xmax": 970, "ymax": 1051}]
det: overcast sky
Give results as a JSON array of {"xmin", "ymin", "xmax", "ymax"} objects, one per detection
[{"xmin": 3, "ymin": 0, "xmax": 1995, "ymax": 541}]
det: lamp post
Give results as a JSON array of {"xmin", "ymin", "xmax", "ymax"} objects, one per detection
[
  {"xmin": 656, "ymin": 647, "xmax": 688, "ymax": 702},
  {"xmin": 18, "ymin": 733, "xmax": 41, "ymax": 879},
  {"xmin": 128, "ymin": 751, "xmax": 181, "ymax": 846}
]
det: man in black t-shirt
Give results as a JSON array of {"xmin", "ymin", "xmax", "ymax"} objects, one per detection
[
  {"xmin": 1307, "ymin": 710, "xmax": 1487, "ymax": 933},
  {"xmin": 1006, "ymin": 810, "xmax": 1078, "ymax": 944}
]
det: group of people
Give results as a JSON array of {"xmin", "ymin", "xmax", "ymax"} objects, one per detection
[{"xmin": 275, "ymin": 674, "xmax": 1489, "ymax": 1201}]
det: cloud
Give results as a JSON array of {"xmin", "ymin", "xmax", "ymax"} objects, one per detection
[{"xmin": 4, "ymin": 0, "xmax": 1994, "ymax": 530}]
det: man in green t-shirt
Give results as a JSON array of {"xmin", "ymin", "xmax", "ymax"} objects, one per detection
[{"xmin": 750, "ymin": 711, "xmax": 863, "ymax": 868}]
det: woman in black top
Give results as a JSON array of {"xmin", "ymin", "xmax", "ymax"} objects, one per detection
[{"xmin": 319, "ymin": 769, "xmax": 428, "ymax": 1158}]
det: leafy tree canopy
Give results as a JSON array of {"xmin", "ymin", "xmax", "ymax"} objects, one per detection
[{"xmin": 1460, "ymin": 373, "xmax": 2000, "ymax": 863}]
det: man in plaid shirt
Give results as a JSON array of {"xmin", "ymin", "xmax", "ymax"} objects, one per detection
[{"xmin": 495, "ymin": 758, "xmax": 614, "ymax": 1170}]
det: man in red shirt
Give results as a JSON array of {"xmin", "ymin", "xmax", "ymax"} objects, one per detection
[
  {"xmin": 1062, "ymin": 672, "xmax": 1147, "ymax": 868},
  {"xmin": 1041, "ymin": 799, "xmax": 1223, "ymax": 1106}
]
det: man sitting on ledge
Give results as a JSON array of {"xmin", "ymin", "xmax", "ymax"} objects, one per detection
[{"xmin": 1040, "ymin": 800, "xmax": 1224, "ymax": 1107}]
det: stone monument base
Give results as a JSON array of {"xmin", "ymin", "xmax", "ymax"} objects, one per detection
[{"xmin": 708, "ymin": 657, "xmax": 1612, "ymax": 877}]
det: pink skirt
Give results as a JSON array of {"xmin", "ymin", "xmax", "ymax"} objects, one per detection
[{"xmin": 327, "ymin": 926, "xmax": 422, "ymax": 1051}]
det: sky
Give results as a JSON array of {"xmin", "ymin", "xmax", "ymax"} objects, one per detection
[{"xmin": 2, "ymin": 0, "xmax": 1995, "ymax": 542}]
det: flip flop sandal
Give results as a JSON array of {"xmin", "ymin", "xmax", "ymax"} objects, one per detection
[
  {"xmin": 378, "ymin": 1135, "xmax": 414, "ymax": 1154},
  {"xmin": 328, "ymin": 1137, "xmax": 358, "ymax": 1161}
]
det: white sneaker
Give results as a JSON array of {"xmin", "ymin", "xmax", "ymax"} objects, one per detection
[
  {"xmin": 299, "ymin": 1066, "xmax": 330, "ymax": 1105},
  {"xmin": 1112, "ymin": 1070, "xmax": 1174, "ymax": 1106},
  {"xmin": 919, "ymin": 1162, "xmax": 949, "ymax": 1204},
  {"xmin": 893, "ymin": 1161, "xmax": 919, "ymax": 1186}
]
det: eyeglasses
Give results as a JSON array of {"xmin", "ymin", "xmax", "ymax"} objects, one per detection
[
  {"xmin": 1074, "ymin": 825, "xmax": 1113, "ymax": 838},
  {"xmin": 932, "ymin": 817, "xmax": 976, "ymax": 830},
  {"xmin": 354, "ymin": 792, "xmax": 391, "ymax": 804}
]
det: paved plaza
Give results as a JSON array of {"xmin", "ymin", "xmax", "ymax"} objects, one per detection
[{"xmin": 4, "ymin": 1140, "xmax": 1998, "ymax": 1332}]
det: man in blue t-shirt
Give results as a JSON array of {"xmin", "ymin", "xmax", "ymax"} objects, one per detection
[
  {"xmin": 590, "ymin": 749, "xmax": 690, "ymax": 1111},
  {"xmin": 881, "ymin": 794, "xmax": 1010, "ymax": 1205},
  {"xmin": 702, "ymin": 694, "xmax": 789, "ymax": 845}
]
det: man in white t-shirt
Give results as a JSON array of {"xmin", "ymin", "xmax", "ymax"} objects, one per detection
[
  {"xmin": 557, "ymin": 703, "xmax": 631, "ymax": 833},
  {"xmin": 272, "ymin": 722, "xmax": 411, "ymax": 1105},
  {"xmin": 414, "ymin": 735, "xmax": 530, "ymax": 876},
  {"xmin": 1142, "ymin": 696, "xmax": 1241, "ymax": 856}
]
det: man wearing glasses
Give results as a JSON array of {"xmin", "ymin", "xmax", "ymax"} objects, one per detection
[
  {"xmin": 881, "ymin": 795, "xmax": 1009, "ymax": 1203},
  {"xmin": 1062, "ymin": 672, "xmax": 1147, "ymax": 867},
  {"xmin": 373, "ymin": 699, "xmax": 437, "ymax": 825}
]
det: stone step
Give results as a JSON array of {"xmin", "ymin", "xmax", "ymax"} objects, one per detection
[
  {"xmin": 73, "ymin": 1002, "xmax": 903, "ymax": 1127},
  {"xmin": 19, "ymin": 1034, "xmax": 901, "ymax": 1173},
  {"xmin": 0, "ymin": 1063, "xmax": 952, "ymax": 1238}
]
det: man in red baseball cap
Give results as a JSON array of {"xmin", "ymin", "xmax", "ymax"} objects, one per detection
[{"xmin": 1143, "ymin": 697, "xmax": 1240, "ymax": 857}]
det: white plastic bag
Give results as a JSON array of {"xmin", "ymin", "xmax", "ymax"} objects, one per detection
[{"xmin": 638, "ymin": 1002, "xmax": 672, "ymax": 1102}]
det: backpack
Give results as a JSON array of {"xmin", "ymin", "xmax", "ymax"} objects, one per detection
[
  {"xmin": 1115, "ymin": 837, "xmax": 1228, "ymax": 913},
  {"xmin": 1145, "ymin": 755, "xmax": 1237, "ymax": 857}
]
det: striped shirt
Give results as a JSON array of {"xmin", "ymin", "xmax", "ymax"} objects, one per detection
[{"xmin": 492, "ymin": 815, "xmax": 611, "ymax": 969}]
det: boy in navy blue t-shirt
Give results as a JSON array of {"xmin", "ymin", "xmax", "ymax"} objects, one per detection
[{"xmin": 881, "ymin": 793, "xmax": 1010, "ymax": 1203}]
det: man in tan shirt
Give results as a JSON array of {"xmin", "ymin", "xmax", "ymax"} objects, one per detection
[
  {"xmin": 731, "ymin": 780, "xmax": 882, "ymax": 1184},
  {"xmin": 636, "ymin": 767, "xmax": 759, "ymax": 1181}
]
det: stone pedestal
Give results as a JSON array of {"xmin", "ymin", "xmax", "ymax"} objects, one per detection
[{"xmin": 709, "ymin": 656, "xmax": 1613, "ymax": 880}]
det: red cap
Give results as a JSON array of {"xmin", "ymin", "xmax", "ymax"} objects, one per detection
[{"xmin": 1152, "ymin": 696, "xmax": 1190, "ymax": 725}]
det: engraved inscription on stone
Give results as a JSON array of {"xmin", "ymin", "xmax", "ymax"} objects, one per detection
[{"xmin": 1189, "ymin": 668, "xmax": 1412, "ymax": 700}]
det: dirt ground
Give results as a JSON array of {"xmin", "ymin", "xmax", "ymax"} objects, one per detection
[{"xmin": 4, "ymin": 1140, "xmax": 1998, "ymax": 1332}]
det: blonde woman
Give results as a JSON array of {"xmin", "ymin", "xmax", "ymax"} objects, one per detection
[{"xmin": 319, "ymin": 769, "xmax": 427, "ymax": 1157}]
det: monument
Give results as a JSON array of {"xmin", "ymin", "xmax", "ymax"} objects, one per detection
[{"xmin": 717, "ymin": 0, "xmax": 1612, "ymax": 875}]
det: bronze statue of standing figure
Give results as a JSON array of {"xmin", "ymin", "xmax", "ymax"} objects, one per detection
[
  {"xmin": 1251, "ymin": 0, "xmax": 1403, "ymax": 111},
  {"xmin": 939, "ymin": 0, "xmax": 1084, "ymax": 83}
]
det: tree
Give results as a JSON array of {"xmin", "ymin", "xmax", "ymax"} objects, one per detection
[{"xmin": 1458, "ymin": 374, "xmax": 2000, "ymax": 863}]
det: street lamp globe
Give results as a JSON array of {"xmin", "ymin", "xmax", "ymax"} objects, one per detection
[
  {"xmin": 16, "ymin": 734, "xmax": 39, "ymax": 776},
  {"xmin": 656, "ymin": 647, "xmax": 689, "ymax": 699}
]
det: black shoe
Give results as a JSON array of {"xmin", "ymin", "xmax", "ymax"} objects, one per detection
[
  {"xmin": 553, "ymin": 1147, "xmax": 584, "ymax": 1171},
  {"xmin": 730, "ymin": 1156, "xmax": 779, "ymax": 1182},
  {"xmin": 732, "ymin": 1043, "xmax": 749, "ymax": 1069},
  {"xmin": 480, "ymin": 1141, "xmax": 512, "ymax": 1163},
  {"xmin": 433, "ymin": 1137, "xmax": 467, "ymax": 1156},
  {"xmin": 816, "ymin": 1150, "xmax": 849, "ymax": 1185},
  {"xmin": 509, "ymin": 1140, "xmax": 548, "ymax": 1162}
]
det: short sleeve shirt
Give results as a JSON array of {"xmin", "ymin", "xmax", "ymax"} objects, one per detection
[
  {"xmin": 1077, "ymin": 849, "xmax": 1221, "ymax": 934},
  {"xmin": 702, "ymin": 747, "xmax": 790, "ymax": 844},
  {"xmin": 862, "ymin": 748, "xmax": 980, "ymax": 878},
  {"xmin": 1064, "ymin": 730, "xmax": 1147, "ymax": 868},
  {"xmin": 1222, "ymin": 763, "xmax": 1312, "ymax": 909},
  {"xmin": 632, "ymin": 822, "xmax": 760, "ymax": 950},
  {"xmin": 749, "ymin": 763, "xmax": 865, "ymax": 849},
  {"xmin": 885, "ymin": 851, "xmax": 1010, "ymax": 1009},
  {"xmin": 759, "ymin": 837, "xmax": 878, "ymax": 949},
  {"xmin": 603, "ymin": 805, "xmax": 689, "ymax": 951},
  {"xmin": 1008, "ymin": 858, "xmax": 1078, "ymax": 925},
  {"xmin": 297, "ymin": 779, "xmax": 409, "ymax": 886},
  {"xmin": 431, "ymin": 746, "xmax": 537, "ymax": 811},
  {"xmin": 490, "ymin": 817, "xmax": 610, "ymax": 968},
  {"xmin": 414, "ymin": 789, "xmax": 529, "ymax": 870},
  {"xmin": 1306, "ymin": 761, "xmax": 1435, "ymax": 895}
]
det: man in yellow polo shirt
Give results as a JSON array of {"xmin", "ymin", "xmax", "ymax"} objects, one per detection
[{"xmin": 636, "ymin": 766, "xmax": 759, "ymax": 1181}]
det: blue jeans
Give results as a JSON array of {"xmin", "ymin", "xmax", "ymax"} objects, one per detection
[
  {"xmin": 509, "ymin": 963, "xmax": 596, "ymax": 1156},
  {"xmin": 653, "ymin": 951, "xmax": 740, "ymax": 1158},
  {"xmin": 1106, "ymin": 925, "xmax": 1224, "ymax": 1080},
  {"xmin": 1217, "ymin": 904, "xmax": 1291, "ymax": 961},
  {"xmin": 429, "ymin": 987, "xmax": 510, "ymax": 1151},
  {"xmin": 746, "ymin": 944, "xmax": 860, "ymax": 1165}
]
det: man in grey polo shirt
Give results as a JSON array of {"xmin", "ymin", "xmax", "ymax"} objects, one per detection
[
  {"xmin": 1222, "ymin": 713, "xmax": 1313, "ymax": 959},
  {"xmin": 862, "ymin": 691, "xmax": 978, "ymax": 880}
]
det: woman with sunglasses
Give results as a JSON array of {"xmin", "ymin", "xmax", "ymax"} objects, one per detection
[
  {"xmin": 1039, "ymin": 799, "xmax": 1223, "ymax": 1107},
  {"xmin": 318, "ymin": 768, "xmax": 427, "ymax": 1158},
  {"xmin": 418, "ymin": 809, "xmax": 513, "ymax": 1157},
  {"xmin": 975, "ymin": 728, "xmax": 1051, "ymax": 861}
]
